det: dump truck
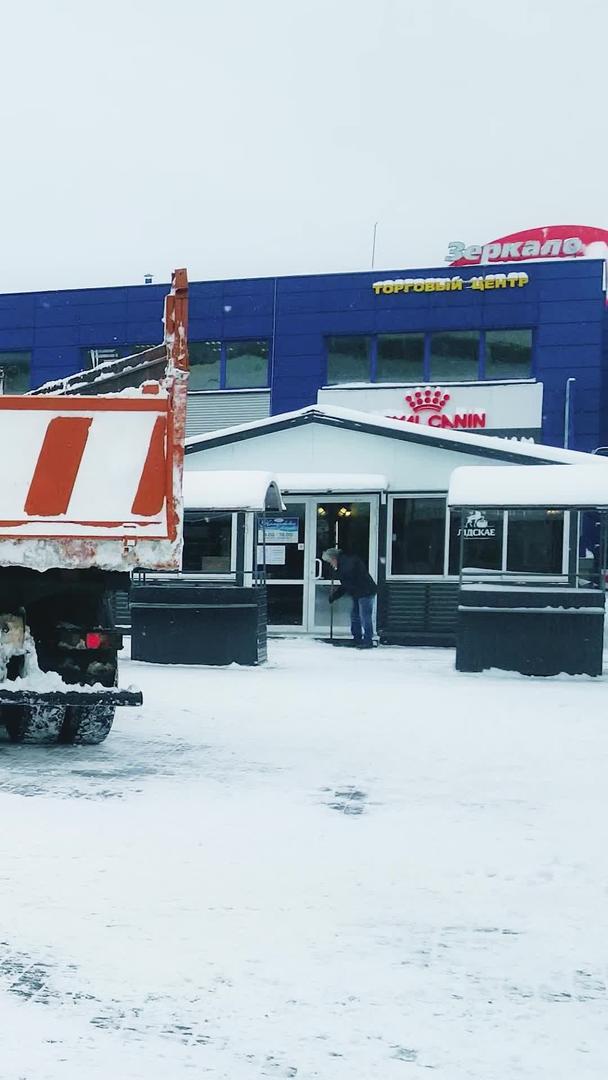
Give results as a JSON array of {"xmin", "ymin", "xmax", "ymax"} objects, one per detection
[{"xmin": 0, "ymin": 268, "xmax": 189, "ymax": 745}]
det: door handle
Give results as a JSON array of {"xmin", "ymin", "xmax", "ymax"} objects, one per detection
[{"xmin": 314, "ymin": 558, "xmax": 323, "ymax": 580}]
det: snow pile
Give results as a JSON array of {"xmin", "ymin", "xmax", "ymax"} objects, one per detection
[
  {"xmin": 0, "ymin": 639, "xmax": 606, "ymax": 1079},
  {"xmin": 449, "ymin": 463, "xmax": 608, "ymax": 508}
]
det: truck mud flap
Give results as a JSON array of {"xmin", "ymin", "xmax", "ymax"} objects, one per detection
[{"xmin": 0, "ymin": 689, "xmax": 143, "ymax": 708}]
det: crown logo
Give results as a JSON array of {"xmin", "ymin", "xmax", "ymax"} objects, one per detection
[{"xmin": 404, "ymin": 386, "xmax": 450, "ymax": 413}]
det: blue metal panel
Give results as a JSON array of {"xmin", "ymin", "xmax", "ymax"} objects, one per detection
[
  {"xmin": 34, "ymin": 325, "xmax": 81, "ymax": 347},
  {"xmin": 274, "ymin": 333, "xmax": 322, "ymax": 356},
  {"xmin": 480, "ymin": 303, "xmax": 538, "ymax": 325},
  {"xmin": 124, "ymin": 299, "xmax": 164, "ymax": 322},
  {"xmin": 78, "ymin": 324, "xmax": 126, "ymax": 346},
  {"xmin": 538, "ymin": 300, "xmax": 605, "ymax": 324},
  {"xmin": 537, "ymin": 322, "xmax": 603, "ymax": 347},
  {"xmin": 120, "ymin": 322, "xmax": 162, "ymax": 344},
  {"xmin": 222, "ymin": 278, "xmax": 274, "ymax": 297},
  {"xmin": 31, "ymin": 346, "xmax": 81, "ymax": 380},
  {"xmin": 188, "ymin": 318, "xmax": 224, "ymax": 340},
  {"xmin": 74, "ymin": 303, "xmax": 129, "ymax": 325},
  {"xmin": 35, "ymin": 302, "xmax": 77, "ymax": 327},
  {"xmin": 222, "ymin": 315, "xmax": 273, "ymax": 337},
  {"xmin": 189, "ymin": 297, "xmax": 226, "ymax": 318},
  {"xmin": 538, "ymin": 277, "xmax": 604, "ymax": 301},
  {"xmin": 0, "ymin": 328, "xmax": 34, "ymax": 349}
]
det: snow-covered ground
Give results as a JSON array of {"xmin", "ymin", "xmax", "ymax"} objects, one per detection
[{"xmin": 0, "ymin": 639, "xmax": 607, "ymax": 1079}]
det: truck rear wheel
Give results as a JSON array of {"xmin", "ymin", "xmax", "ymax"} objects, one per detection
[
  {"xmin": 60, "ymin": 703, "xmax": 116, "ymax": 745},
  {"xmin": 5, "ymin": 704, "xmax": 66, "ymax": 745}
]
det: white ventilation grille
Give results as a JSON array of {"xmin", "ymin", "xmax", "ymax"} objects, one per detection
[{"xmin": 186, "ymin": 391, "xmax": 271, "ymax": 436}]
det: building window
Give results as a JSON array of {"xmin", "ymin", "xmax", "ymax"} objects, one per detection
[
  {"xmin": 485, "ymin": 329, "xmax": 532, "ymax": 380},
  {"xmin": 189, "ymin": 341, "xmax": 221, "ymax": 391},
  {"xmin": 430, "ymin": 331, "xmax": 480, "ymax": 382},
  {"xmin": 506, "ymin": 509, "xmax": 563, "ymax": 574},
  {"xmin": 82, "ymin": 347, "xmax": 121, "ymax": 369},
  {"xmin": 377, "ymin": 334, "xmax": 424, "ymax": 383},
  {"xmin": 391, "ymin": 497, "xmax": 446, "ymax": 575},
  {"xmin": 225, "ymin": 340, "xmax": 269, "ymax": 389},
  {"xmin": 326, "ymin": 336, "xmax": 371, "ymax": 384},
  {"xmin": 0, "ymin": 352, "xmax": 30, "ymax": 393},
  {"xmin": 448, "ymin": 508, "xmax": 504, "ymax": 574},
  {"xmin": 182, "ymin": 512, "xmax": 233, "ymax": 573}
]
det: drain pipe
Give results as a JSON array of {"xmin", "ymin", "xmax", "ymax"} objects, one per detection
[{"xmin": 564, "ymin": 377, "xmax": 576, "ymax": 448}]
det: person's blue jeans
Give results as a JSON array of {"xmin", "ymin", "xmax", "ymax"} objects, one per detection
[{"xmin": 351, "ymin": 595, "xmax": 375, "ymax": 645}]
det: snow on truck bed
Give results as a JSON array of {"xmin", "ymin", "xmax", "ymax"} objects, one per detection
[
  {"xmin": 0, "ymin": 638, "xmax": 606, "ymax": 1080},
  {"xmin": 0, "ymin": 392, "xmax": 183, "ymax": 571}
]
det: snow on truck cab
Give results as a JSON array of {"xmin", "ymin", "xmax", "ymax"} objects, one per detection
[{"xmin": 0, "ymin": 268, "xmax": 189, "ymax": 745}]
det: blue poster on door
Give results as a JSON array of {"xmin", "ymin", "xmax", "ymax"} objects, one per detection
[{"xmin": 258, "ymin": 517, "xmax": 299, "ymax": 544}]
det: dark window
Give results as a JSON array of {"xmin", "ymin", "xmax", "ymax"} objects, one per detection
[
  {"xmin": 506, "ymin": 509, "xmax": 563, "ymax": 574},
  {"xmin": 391, "ymin": 497, "xmax": 446, "ymax": 575},
  {"xmin": 448, "ymin": 508, "xmax": 504, "ymax": 573},
  {"xmin": 182, "ymin": 512, "xmax": 232, "ymax": 573},
  {"xmin": 430, "ymin": 331, "xmax": 480, "ymax": 382},
  {"xmin": 226, "ymin": 340, "xmax": 269, "ymax": 389},
  {"xmin": 0, "ymin": 352, "xmax": 30, "ymax": 393},
  {"xmin": 189, "ymin": 341, "xmax": 221, "ymax": 390},
  {"xmin": 326, "ymin": 336, "xmax": 371, "ymax": 384},
  {"xmin": 377, "ymin": 334, "xmax": 424, "ymax": 383},
  {"xmin": 485, "ymin": 329, "xmax": 533, "ymax": 379},
  {"xmin": 82, "ymin": 347, "xmax": 122, "ymax": 369}
]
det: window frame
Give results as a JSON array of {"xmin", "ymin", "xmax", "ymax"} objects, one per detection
[
  {"xmin": 480, "ymin": 327, "xmax": 535, "ymax": 382},
  {"xmin": 325, "ymin": 334, "xmax": 373, "ymax": 385},
  {"xmin": 375, "ymin": 332, "xmax": 426, "ymax": 384},
  {"xmin": 428, "ymin": 329, "xmax": 482, "ymax": 383},
  {"xmin": 324, "ymin": 328, "xmax": 535, "ymax": 387},
  {"xmin": 387, "ymin": 494, "xmax": 569, "ymax": 580},
  {"xmin": 181, "ymin": 511, "xmax": 238, "ymax": 579},
  {"xmin": 0, "ymin": 350, "xmax": 31, "ymax": 394},
  {"xmin": 387, "ymin": 493, "xmax": 450, "ymax": 579},
  {"xmin": 181, "ymin": 338, "xmax": 271, "ymax": 392}
]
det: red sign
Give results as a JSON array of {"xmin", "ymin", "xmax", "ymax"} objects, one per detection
[
  {"xmin": 446, "ymin": 225, "xmax": 608, "ymax": 267},
  {"xmin": 388, "ymin": 387, "xmax": 487, "ymax": 430}
]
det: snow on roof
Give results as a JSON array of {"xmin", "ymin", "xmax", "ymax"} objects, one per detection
[
  {"xmin": 448, "ymin": 464, "xmax": 608, "ymax": 509},
  {"xmin": 278, "ymin": 472, "xmax": 388, "ymax": 493},
  {"xmin": 183, "ymin": 471, "xmax": 284, "ymax": 512},
  {"xmin": 185, "ymin": 404, "xmax": 601, "ymax": 466}
]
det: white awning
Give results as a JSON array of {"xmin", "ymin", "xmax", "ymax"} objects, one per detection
[
  {"xmin": 183, "ymin": 470, "xmax": 284, "ymax": 512},
  {"xmin": 448, "ymin": 464, "xmax": 608, "ymax": 510},
  {"xmin": 278, "ymin": 472, "xmax": 389, "ymax": 493}
]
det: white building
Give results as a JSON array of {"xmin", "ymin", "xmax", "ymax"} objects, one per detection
[{"xmin": 184, "ymin": 405, "xmax": 606, "ymax": 643}]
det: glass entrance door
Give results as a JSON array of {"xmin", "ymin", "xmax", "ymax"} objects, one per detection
[
  {"xmin": 264, "ymin": 496, "xmax": 378, "ymax": 634},
  {"xmin": 311, "ymin": 499, "xmax": 377, "ymax": 635},
  {"xmin": 263, "ymin": 502, "xmax": 307, "ymax": 628}
]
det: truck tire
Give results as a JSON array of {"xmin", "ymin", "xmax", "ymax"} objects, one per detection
[
  {"xmin": 60, "ymin": 703, "xmax": 116, "ymax": 745},
  {"xmin": 5, "ymin": 704, "xmax": 66, "ymax": 744}
]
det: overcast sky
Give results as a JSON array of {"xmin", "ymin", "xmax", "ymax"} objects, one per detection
[{"xmin": 1, "ymin": 0, "xmax": 606, "ymax": 292}]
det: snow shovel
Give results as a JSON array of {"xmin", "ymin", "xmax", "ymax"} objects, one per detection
[
  {"xmin": 317, "ymin": 572, "xmax": 350, "ymax": 646},
  {"xmin": 317, "ymin": 571, "xmax": 341, "ymax": 645}
]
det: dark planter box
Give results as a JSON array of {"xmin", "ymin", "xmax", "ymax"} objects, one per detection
[
  {"xmin": 131, "ymin": 583, "xmax": 267, "ymax": 666},
  {"xmin": 456, "ymin": 586, "xmax": 605, "ymax": 677}
]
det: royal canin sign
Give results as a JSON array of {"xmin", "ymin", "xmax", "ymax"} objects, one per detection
[
  {"xmin": 445, "ymin": 225, "xmax": 608, "ymax": 267},
  {"xmin": 388, "ymin": 386, "xmax": 486, "ymax": 430}
]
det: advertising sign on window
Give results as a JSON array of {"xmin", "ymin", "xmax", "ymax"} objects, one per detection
[{"xmin": 258, "ymin": 517, "xmax": 299, "ymax": 544}]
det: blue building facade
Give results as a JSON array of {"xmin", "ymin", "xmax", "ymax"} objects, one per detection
[{"xmin": 1, "ymin": 258, "xmax": 606, "ymax": 452}]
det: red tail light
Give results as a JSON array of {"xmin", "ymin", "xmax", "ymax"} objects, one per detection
[{"xmin": 86, "ymin": 632, "xmax": 103, "ymax": 649}]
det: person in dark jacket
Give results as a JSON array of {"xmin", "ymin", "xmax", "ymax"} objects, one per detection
[{"xmin": 322, "ymin": 547, "xmax": 377, "ymax": 648}]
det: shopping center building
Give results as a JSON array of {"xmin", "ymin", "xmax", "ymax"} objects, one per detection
[
  {"xmin": 1, "ymin": 240, "xmax": 607, "ymax": 453},
  {"xmin": 5, "ymin": 227, "xmax": 608, "ymax": 641}
]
